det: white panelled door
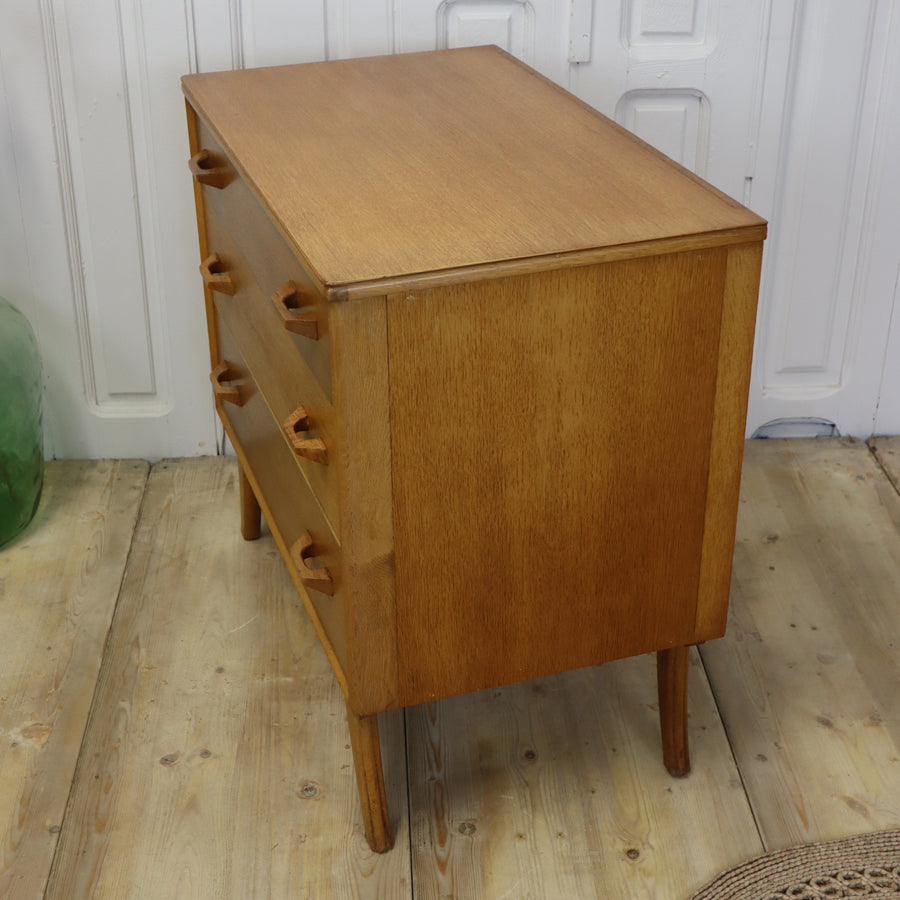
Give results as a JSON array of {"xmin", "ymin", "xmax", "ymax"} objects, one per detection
[
  {"xmin": 2, "ymin": 0, "xmax": 898, "ymax": 457},
  {"xmin": 1, "ymin": 1, "xmax": 217, "ymax": 459},
  {"xmin": 748, "ymin": 1, "xmax": 900, "ymax": 437},
  {"xmin": 393, "ymin": 1, "xmax": 570, "ymax": 83},
  {"xmin": 569, "ymin": 0, "xmax": 766, "ymax": 204}
]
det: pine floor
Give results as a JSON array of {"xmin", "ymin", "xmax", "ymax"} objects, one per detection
[{"xmin": 1, "ymin": 438, "xmax": 899, "ymax": 899}]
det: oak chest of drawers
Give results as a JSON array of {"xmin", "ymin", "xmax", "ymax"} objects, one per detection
[{"xmin": 182, "ymin": 46, "xmax": 766, "ymax": 852}]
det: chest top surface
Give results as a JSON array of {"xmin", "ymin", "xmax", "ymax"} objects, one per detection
[{"xmin": 182, "ymin": 45, "xmax": 765, "ymax": 295}]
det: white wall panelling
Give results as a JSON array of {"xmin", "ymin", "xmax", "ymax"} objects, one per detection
[
  {"xmin": 324, "ymin": 0, "xmax": 394, "ymax": 59},
  {"xmin": 3, "ymin": 0, "xmax": 900, "ymax": 457},
  {"xmin": 567, "ymin": 0, "xmax": 593, "ymax": 63},
  {"xmin": 186, "ymin": 0, "xmax": 244, "ymax": 72},
  {"xmin": 762, "ymin": 2, "xmax": 878, "ymax": 385},
  {"xmin": 625, "ymin": 0, "xmax": 711, "ymax": 56},
  {"xmin": 395, "ymin": 1, "xmax": 569, "ymax": 84},
  {"xmin": 0, "ymin": 1, "xmax": 216, "ymax": 457},
  {"xmin": 569, "ymin": 0, "xmax": 764, "ymax": 203},
  {"xmin": 853, "ymin": 2, "xmax": 900, "ymax": 435},
  {"xmin": 49, "ymin": 0, "xmax": 160, "ymax": 403},
  {"xmin": 615, "ymin": 90, "xmax": 709, "ymax": 174},
  {"xmin": 747, "ymin": 0, "xmax": 900, "ymax": 435},
  {"xmin": 0, "ymin": 22, "xmax": 34, "ymax": 337},
  {"xmin": 1, "ymin": 3, "xmax": 73, "ymax": 460},
  {"xmin": 240, "ymin": 0, "xmax": 326, "ymax": 69},
  {"xmin": 437, "ymin": 1, "xmax": 535, "ymax": 61}
]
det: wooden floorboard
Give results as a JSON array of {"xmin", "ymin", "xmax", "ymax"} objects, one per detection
[
  {"xmin": 43, "ymin": 459, "xmax": 411, "ymax": 900},
  {"xmin": 701, "ymin": 438, "xmax": 900, "ymax": 851},
  {"xmin": 3, "ymin": 441, "xmax": 900, "ymax": 898},
  {"xmin": 870, "ymin": 435, "xmax": 900, "ymax": 494},
  {"xmin": 0, "ymin": 460, "xmax": 149, "ymax": 900},
  {"xmin": 405, "ymin": 650, "xmax": 763, "ymax": 899}
]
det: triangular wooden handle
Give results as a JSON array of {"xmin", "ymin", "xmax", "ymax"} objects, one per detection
[
  {"xmin": 289, "ymin": 531, "xmax": 334, "ymax": 596},
  {"xmin": 282, "ymin": 406, "xmax": 328, "ymax": 465},
  {"xmin": 189, "ymin": 149, "xmax": 231, "ymax": 189},
  {"xmin": 272, "ymin": 281, "xmax": 319, "ymax": 340},
  {"xmin": 199, "ymin": 253, "xmax": 236, "ymax": 295},
  {"xmin": 209, "ymin": 361, "xmax": 243, "ymax": 406}
]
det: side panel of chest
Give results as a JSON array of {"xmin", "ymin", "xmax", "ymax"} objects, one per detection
[{"xmin": 386, "ymin": 250, "xmax": 732, "ymax": 705}]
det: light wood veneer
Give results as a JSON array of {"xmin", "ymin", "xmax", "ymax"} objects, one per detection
[{"xmin": 183, "ymin": 45, "xmax": 766, "ymax": 853}]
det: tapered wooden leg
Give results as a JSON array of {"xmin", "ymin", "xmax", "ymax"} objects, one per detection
[
  {"xmin": 346, "ymin": 703, "xmax": 393, "ymax": 852},
  {"xmin": 238, "ymin": 466, "xmax": 261, "ymax": 540},
  {"xmin": 657, "ymin": 645, "xmax": 691, "ymax": 777}
]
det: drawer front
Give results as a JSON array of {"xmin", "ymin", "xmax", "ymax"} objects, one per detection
[
  {"xmin": 203, "ymin": 202, "xmax": 340, "ymax": 534},
  {"xmin": 212, "ymin": 315, "xmax": 348, "ymax": 677},
  {"xmin": 192, "ymin": 115, "xmax": 332, "ymax": 402}
]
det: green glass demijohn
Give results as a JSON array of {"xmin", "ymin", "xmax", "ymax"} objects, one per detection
[{"xmin": 0, "ymin": 295, "xmax": 43, "ymax": 547}]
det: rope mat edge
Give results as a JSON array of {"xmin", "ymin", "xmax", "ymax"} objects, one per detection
[{"xmin": 691, "ymin": 829, "xmax": 900, "ymax": 900}]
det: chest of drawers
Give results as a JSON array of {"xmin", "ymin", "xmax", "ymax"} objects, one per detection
[{"xmin": 182, "ymin": 46, "xmax": 766, "ymax": 853}]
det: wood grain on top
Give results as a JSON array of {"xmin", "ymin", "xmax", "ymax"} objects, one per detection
[{"xmin": 182, "ymin": 46, "xmax": 766, "ymax": 293}]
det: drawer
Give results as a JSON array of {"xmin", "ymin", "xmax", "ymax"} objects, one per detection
[
  {"xmin": 203, "ymin": 202, "xmax": 340, "ymax": 534},
  {"xmin": 191, "ymin": 115, "xmax": 332, "ymax": 402},
  {"xmin": 211, "ymin": 314, "xmax": 348, "ymax": 677}
]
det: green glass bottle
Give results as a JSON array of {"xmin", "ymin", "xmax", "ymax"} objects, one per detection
[{"xmin": 0, "ymin": 295, "xmax": 43, "ymax": 547}]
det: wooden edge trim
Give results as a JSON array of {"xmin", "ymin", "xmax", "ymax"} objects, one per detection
[
  {"xmin": 694, "ymin": 242, "xmax": 765, "ymax": 640},
  {"xmin": 329, "ymin": 296, "xmax": 400, "ymax": 716},
  {"xmin": 324, "ymin": 226, "xmax": 769, "ymax": 301},
  {"xmin": 184, "ymin": 100, "xmax": 219, "ymax": 370},
  {"xmin": 216, "ymin": 407, "xmax": 350, "ymax": 697}
]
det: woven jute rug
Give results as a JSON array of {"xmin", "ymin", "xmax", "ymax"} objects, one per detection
[{"xmin": 691, "ymin": 830, "xmax": 900, "ymax": 899}]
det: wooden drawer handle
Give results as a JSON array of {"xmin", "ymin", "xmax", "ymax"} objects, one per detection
[
  {"xmin": 189, "ymin": 149, "xmax": 230, "ymax": 189},
  {"xmin": 199, "ymin": 253, "xmax": 236, "ymax": 295},
  {"xmin": 272, "ymin": 281, "xmax": 319, "ymax": 340},
  {"xmin": 282, "ymin": 406, "xmax": 328, "ymax": 465},
  {"xmin": 209, "ymin": 361, "xmax": 244, "ymax": 406},
  {"xmin": 290, "ymin": 531, "xmax": 334, "ymax": 596}
]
